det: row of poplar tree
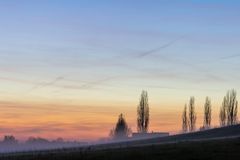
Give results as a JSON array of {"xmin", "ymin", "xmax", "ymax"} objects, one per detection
[
  {"xmin": 182, "ymin": 89, "xmax": 238, "ymax": 133},
  {"xmin": 109, "ymin": 89, "xmax": 238, "ymax": 139}
]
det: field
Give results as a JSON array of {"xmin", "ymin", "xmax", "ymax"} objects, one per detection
[{"xmin": 1, "ymin": 137, "xmax": 240, "ymax": 160}]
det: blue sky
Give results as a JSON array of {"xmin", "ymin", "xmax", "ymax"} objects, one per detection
[
  {"xmin": 0, "ymin": 0, "xmax": 240, "ymax": 140},
  {"xmin": 1, "ymin": 0, "xmax": 240, "ymax": 92}
]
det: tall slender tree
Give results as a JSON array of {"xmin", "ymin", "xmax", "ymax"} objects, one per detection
[
  {"xmin": 219, "ymin": 97, "xmax": 227, "ymax": 126},
  {"xmin": 225, "ymin": 89, "xmax": 238, "ymax": 125},
  {"xmin": 188, "ymin": 97, "xmax": 196, "ymax": 132},
  {"xmin": 137, "ymin": 90, "xmax": 149, "ymax": 133},
  {"xmin": 182, "ymin": 104, "xmax": 188, "ymax": 132},
  {"xmin": 203, "ymin": 97, "xmax": 212, "ymax": 129},
  {"xmin": 233, "ymin": 101, "xmax": 238, "ymax": 124},
  {"xmin": 219, "ymin": 89, "xmax": 238, "ymax": 126}
]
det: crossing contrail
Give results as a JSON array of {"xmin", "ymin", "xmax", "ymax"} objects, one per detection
[
  {"xmin": 135, "ymin": 36, "xmax": 184, "ymax": 58},
  {"xmin": 28, "ymin": 76, "xmax": 64, "ymax": 92}
]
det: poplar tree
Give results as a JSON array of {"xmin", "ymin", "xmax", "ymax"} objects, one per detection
[
  {"xmin": 203, "ymin": 97, "xmax": 212, "ymax": 129},
  {"xmin": 137, "ymin": 90, "xmax": 149, "ymax": 133},
  {"xmin": 182, "ymin": 104, "xmax": 188, "ymax": 132},
  {"xmin": 188, "ymin": 97, "xmax": 196, "ymax": 132}
]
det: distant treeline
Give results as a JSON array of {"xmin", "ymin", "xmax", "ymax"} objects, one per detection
[{"xmin": 0, "ymin": 135, "xmax": 86, "ymax": 146}]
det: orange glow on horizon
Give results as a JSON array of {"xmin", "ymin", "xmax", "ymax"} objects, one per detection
[{"xmin": 0, "ymin": 98, "xmax": 223, "ymax": 141}]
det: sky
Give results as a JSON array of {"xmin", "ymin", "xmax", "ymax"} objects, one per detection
[{"xmin": 0, "ymin": 0, "xmax": 240, "ymax": 141}]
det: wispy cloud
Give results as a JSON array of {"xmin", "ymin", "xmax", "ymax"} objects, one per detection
[
  {"xmin": 0, "ymin": 121, "xmax": 113, "ymax": 141},
  {"xmin": 142, "ymin": 84, "xmax": 221, "ymax": 92},
  {"xmin": 0, "ymin": 76, "xmax": 31, "ymax": 84},
  {"xmin": 58, "ymin": 76, "xmax": 116, "ymax": 90},
  {"xmin": 0, "ymin": 123, "xmax": 65, "ymax": 134},
  {"xmin": 76, "ymin": 76, "xmax": 116, "ymax": 89},
  {"xmin": 0, "ymin": 100, "xmax": 120, "ymax": 115},
  {"xmin": 28, "ymin": 76, "xmax": 64, "ymax": 92}
]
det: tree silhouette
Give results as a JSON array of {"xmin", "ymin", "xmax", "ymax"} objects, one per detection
[
  {"xmin": 219, "ymin": 89, "xmax": 238, "ymax": 126},
  {"xmin": 110, "ymin": 113, "xmax": 131, "ymax": 139},
  {"xmin": 203, "ymin": 97, "xmax": 212, "ymax": 129},
  {"xmin": 137, "ymin": 90, "xmax": 149, "ymax": 133},
  {"xmin": 188, "ymin": 97, "xmax": 196, "ymax": 132},
  {"xmin": 3, "ymin": 135, "xmax": 18, "ymax": 145},
  {"xmin": 225, "ymin": 89, "xmax": 238, "ymax": 125},
  {"xmin": 182, "ymin": 104, "xmax": 188, "ymax": 132},
  {"xmin": 219, "ymin": 97, "xmax": 227, "ymax": 126},
  {"xmin": 109, "ymin": 129, "xmax": 114, "ymax": 138},
  {"xmin": 26, "ymin": 137, "xmax": 49, "ymax": 144}
]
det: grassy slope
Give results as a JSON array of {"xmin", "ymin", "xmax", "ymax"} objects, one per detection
[{"xmin": 2, "ymin": 137, "xmax": 240, "ymax": 160}]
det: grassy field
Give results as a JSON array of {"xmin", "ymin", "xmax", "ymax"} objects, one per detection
[{"xmin": 2, "ymin": 137, "xmax": 240, "ymax": 160}]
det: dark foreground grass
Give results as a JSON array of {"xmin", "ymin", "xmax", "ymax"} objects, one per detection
[{"xmin": 2, "ymin": 138, "xmax": 240, "ymax": 160}]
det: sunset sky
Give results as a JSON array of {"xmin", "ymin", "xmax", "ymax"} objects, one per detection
[{"xmin": 0, "ymin": 0, "xmax": 240, "ymax": 141}]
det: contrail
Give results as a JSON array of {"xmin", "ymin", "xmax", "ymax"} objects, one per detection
[
  {"xmin": 28, "ymin": 76, "xmax": 64, "ymax": 92},
  {"xmin": 75, "ymin": 76, "xmax": 116, "ymax": 89},
  {"xmin": 136, "ymin": 36, "xmax": 184, "ymax": 58},
  {"xmin": 27, "ymin": 76, "xmax": 116, "ymax": 91},
  {"xmin": 58, "ymin": 76, "xmax": 117, "ymax": 91},
  {"xmin": 25, "ymin": 36, "xmax": 185, "ymax": 92},
  {"xmin": 219, "ymin": 54, "xmax": 240, "ymax": 60}
]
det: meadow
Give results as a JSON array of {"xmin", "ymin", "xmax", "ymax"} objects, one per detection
[{"xmin": 1, "ymin": 137, "xmax": 240, "ymax": 160}]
